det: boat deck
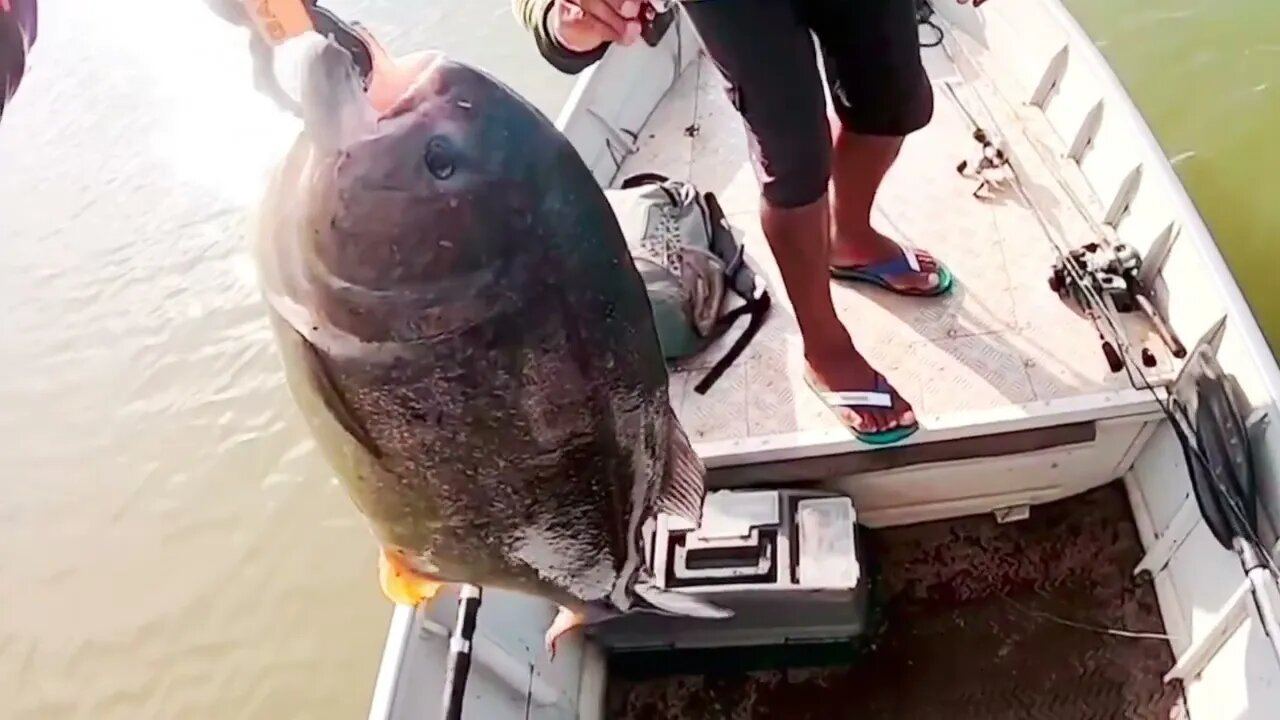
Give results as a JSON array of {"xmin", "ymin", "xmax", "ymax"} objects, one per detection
[
  {"xmin": 618, "ymin": 46, "xmax": 1175, "ymax": 454},
  {"xmin": 606, "ymin": 483, "xmax": 1185, "ymax": 719}
]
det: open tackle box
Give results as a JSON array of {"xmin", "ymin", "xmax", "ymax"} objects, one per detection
[{"xmin": 588, "ymin": 489, "xmax": 872, "ymax": 653}]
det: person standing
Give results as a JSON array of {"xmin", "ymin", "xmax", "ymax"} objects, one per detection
[{"xmin": 514, "ymin": 0, "xmax": 959, "ymax": 444}]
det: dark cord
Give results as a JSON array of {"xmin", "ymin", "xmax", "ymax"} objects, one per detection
[{"xmin": 916, "ymin": 0, "xmax": 944, "ymax": 48}]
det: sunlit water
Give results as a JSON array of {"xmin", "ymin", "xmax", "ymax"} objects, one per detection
[
  {"xmin": 1, "ymin": 0, "xmax": 1275, "ymax": 718},
  {"xmin": 1066, "ymin": 0, "xmax": 1280, "ymax": 348},
  {"xmin": 0, "ymin": 2, "xmax": 571, "ymax": 718}
]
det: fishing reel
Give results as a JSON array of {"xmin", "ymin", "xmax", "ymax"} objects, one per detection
[
  {"xmin": 956, "ymin": 127, "xmax": 1011, "ymax": 198},
  {"xmin": 1048, "ymin": 243, "xmax": 1138, "ymax": 319},
  {"xmin": 1049, "ymin": 241, "xmax": 1185, "ymax": 372},
  {"xmin": 1048, "ymin": 242, "xmax": 1138, "ymax": 311}
]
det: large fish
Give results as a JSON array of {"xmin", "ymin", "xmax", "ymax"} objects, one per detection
[{"xmin": 252, "ymin": 32, "xmax": 729, "ymax": 652}]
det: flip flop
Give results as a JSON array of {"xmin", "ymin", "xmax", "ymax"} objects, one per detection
[
  {"xmin": 830, "ymin": 245, "xmax": 954, "ymax": 297},
  {"xmin": 804, "ymin": 371, "xmax": 920, "ymax": 446}
]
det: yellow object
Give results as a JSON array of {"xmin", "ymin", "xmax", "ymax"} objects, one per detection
[
  {"xmin": 241, "ymin": 0, "xmax": 316, "ymax": 45},
  {"xmin": 378, "ymin": 548, "xmax": 444, "ymax": 607}
]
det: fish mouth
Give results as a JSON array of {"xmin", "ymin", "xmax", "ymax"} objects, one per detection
[{"xmin": 296, "ymin": 28, "xmax": 446, "ymax": 150}]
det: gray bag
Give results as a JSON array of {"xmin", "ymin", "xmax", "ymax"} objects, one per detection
[{"xmin": 604, "ymin": 173, "xmax": 771, "ymax": 394}]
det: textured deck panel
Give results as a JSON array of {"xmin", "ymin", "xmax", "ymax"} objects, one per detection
[
  {"xmin": 616, "ymin": 50, "xmax": 1175, "ymax": 445},
  {"xmin": 607, "ymin": 483, "xmax": 1186, "ymax": 720}
]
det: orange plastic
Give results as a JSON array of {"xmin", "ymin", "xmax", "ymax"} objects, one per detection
[{"xmin": 242, "ymin": 0, "xmax": 316, "ymax": 45}]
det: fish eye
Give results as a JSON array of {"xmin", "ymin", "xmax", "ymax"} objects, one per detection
[{"xmin": 423, "ymin": 137, "xmax": 457, "ymax": 180}]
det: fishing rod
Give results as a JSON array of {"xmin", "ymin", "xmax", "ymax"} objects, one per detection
[
  {"xmin": 441, "ymin": 584, "xmax": 483, "ymax": 720},
  {"xmin": 935, "ymin": 43, "xmax": 1280, "ymax": 667}
]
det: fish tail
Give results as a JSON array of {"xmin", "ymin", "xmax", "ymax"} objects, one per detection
[
  {"xmin": 628, "ymin": 411, "xmax": 729, "ymax": 621},
  {"xmin": 632, "ymin": 576, "xmax": 733, "ymax": 619},
  {"xmin": 655, "ymin": 407, "xmax": 705, "ymax": 526}
]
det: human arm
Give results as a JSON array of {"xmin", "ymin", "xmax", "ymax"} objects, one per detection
[{"xmin": 512, "ymin": 0, "xmax": 643, "ymax": 75}]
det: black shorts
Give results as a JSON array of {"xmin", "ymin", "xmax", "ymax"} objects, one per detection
[{"xmin": 682, "ymin": 0, "xmax": 934, "ymax": 208}]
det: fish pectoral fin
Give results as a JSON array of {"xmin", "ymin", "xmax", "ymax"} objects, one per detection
[
  {"xmin": 633, "ymin": 579, "xmax": 733, "ymax": 619},
  {"xmin": 378, "ymin": 548, "xmax": 444, "ymax": 607},
  {"xmin": 657, "ymin": 411, "xmax": 707, "ymax": 526},
  {"xmin": 544, "ymin": 606, "xmax": 588, "ymax": 661}
]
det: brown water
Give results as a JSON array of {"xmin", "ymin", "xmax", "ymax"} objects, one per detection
[
  {"xmin": 1065, "ymin": 0, "xmax": 1280, "ymax": 349},
  {"xmin": 0, "ymin": 2, "xmax": 570, "ymax": 718},
  {"xmin": 1, "ymin": 1, "xmax": 1274, "ymax": 718}
]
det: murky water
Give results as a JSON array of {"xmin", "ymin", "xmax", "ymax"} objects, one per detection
[
  {"xmin": 1065, "ymin": 0, "xmax": 1280, "ymax": 348},
  {"xmin": 1, "ymin": 0, "xmax": 1275, "ymax": 718},
  {"xmin": 0, "ymin": 2, "xmax": 570, "ymax": 718}
]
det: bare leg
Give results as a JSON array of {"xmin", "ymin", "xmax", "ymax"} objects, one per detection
[
  {"xmin": 761, "ymin": 195, "xmax": 915, "ymax": 434},
  {"xmin": 828, "ymin": 126, "xmax": 941, "ymax": 293}
]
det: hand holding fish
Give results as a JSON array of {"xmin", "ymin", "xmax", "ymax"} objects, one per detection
[{"xmin": 550, "ymin": 0, "xmax": 644, "ymax": 51}]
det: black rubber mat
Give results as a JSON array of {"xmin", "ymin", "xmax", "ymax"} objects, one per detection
[{"xmin": 607, "ymin": 483, "xmax": 1188, "ymax": 719}]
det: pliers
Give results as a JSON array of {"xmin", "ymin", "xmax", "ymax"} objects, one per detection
[
  {"xmin": 305, "ymin": 3, "xmax": 374, "ymax": 86},
  {"xmin": 214, "ymin": 0, "xmax": 374, "ymax": 117}
]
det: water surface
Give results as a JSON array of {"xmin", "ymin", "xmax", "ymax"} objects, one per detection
[{"xmin": 1066, "ymin": 0, "xmax": 1280, "ymax": 348}]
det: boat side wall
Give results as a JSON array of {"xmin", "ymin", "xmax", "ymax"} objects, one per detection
[
  {"xmin": 936, "ymin": 0, "xmax": 1280, "ymax": 713},
  {"xmin": 366, "ymin": 20, "xmax": 695, "ymax": 720},
  {"xmin": 368, "ymin": 587, "xmax": 588, "ymax": 720},
  {"xmin": 936, "ymin": 0, "xmax": 1280, "ymax": 530}
]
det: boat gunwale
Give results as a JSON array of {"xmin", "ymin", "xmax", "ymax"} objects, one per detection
[{"xmin": 1032, "ymin": 1, "xmax": 1280, "ymax": 402}]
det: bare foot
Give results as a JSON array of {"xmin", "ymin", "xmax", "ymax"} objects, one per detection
[
  {"xmin": 830, "ymin": 226, "xmax": 943, "ymax": 295},
  {"xmin": 803, "ymin": 322, "xmax": 915, "ymax": 435}
]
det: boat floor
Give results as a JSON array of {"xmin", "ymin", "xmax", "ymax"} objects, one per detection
[
  {"xmin": 621, "ymin": 47, "xmax": 1176, "ymax": 449},
  {"xmin": 606, "ymin": 482, "xmax": 1185, "ymax": 719}
]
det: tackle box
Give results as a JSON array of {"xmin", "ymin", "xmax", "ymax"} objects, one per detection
[{"xmin": 588, "ymin": 488, "xmax": 871, "ymax": 653}]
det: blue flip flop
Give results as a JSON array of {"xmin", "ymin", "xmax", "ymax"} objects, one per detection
[
  {"xmin": 804, "ymin": 372, "xmax": 919, "ymax": 446},
  {"xmin": 830, "ymin": 246, "xmax": 954, "ymax": 297}
]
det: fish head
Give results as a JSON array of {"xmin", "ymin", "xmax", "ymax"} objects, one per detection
[{"xmin": 288, "ymin": 34, "xmax": 570, "ymax": 346}]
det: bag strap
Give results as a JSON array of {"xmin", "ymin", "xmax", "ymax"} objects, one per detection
[
  {"xmin": 619, "ymin": 172, "xmax": 672, "ymax": 189},
  {"xmin": 690, "ymin": 191, "xmax": 772, "ymax": 395},
  {"xmin": 692, "ymin": 289, "xmax": 771, "ymax": 396},
  {"xmin": 618, "ymin": 172, "xmax": 684, "ymax": 215}
]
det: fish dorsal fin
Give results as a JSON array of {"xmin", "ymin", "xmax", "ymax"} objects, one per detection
[{"xmin": 657, "ymin": 410, "xmax": 705, "ymax": 526}]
